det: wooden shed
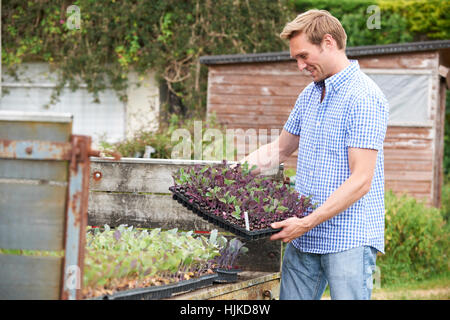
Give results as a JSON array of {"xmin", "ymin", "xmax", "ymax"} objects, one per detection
[{"xmin": 200, "ymin": 40, "xmax": 450, "ymax": 207}]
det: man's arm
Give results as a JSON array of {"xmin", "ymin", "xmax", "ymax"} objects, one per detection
[
  {"xmin": 270, "ymin": 147, "xmax": 378, "ymax": 243},
  {"xmin": 240, "ymin": 129, "xmax": 299, "ymax": 175}
]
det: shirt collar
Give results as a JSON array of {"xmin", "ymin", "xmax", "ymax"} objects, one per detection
[{"xmin": 314, "ymin": 59, "xmax": 359, "ymax": 93}]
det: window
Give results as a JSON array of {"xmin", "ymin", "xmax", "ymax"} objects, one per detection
[{"xmin": 365, "ymin": 70, "xmax": 432, "ymax": 126}]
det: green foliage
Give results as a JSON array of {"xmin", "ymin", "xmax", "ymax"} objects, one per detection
[
  {"xmin": 2, "ymin": 0, "xmax": 294, "ymax": 115},
  {"xmin": 378, "ymin": 0, "xmax": 450, "ymax": 40},
  {"xmin": 441, "ymin": 174, "xmax": 450, "ymax": 223},
  {"xmin": 100, "ymin": 114, "xmax": 183, "ymax": 159},
  {"xmin": 291, "ymin": 0, "xmax": 449, "ymax": 46},
  {"xmin": 444, "ymin": 91, "xmax": 450, "ymax": 176},
  {"xmin": 378, "ymin": 191, "xmax": 449, "ymax": 285},
  {"xmin": 213, "ymin": 237, "xmax": 249, "ymax": 270},
  {"xmin": 0, "ymin": 248, "xmax": 64, "ymax": 257},
  {"xmin": 99, "ymin": 113, "xmax": 232, "ymax": 159},
  {"xmin": 83, "ymin": 225, "xmax": 222, "ymax": 292}
]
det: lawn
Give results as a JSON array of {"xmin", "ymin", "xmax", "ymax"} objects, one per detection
[{"xmin": 320, "ymin": 272, "xmax": 450, "ymax": 300}]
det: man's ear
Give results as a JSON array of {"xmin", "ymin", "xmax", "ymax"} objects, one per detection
[{"xmin": 322, "ymin": 34, "xmax": 335, "ymax": 50}]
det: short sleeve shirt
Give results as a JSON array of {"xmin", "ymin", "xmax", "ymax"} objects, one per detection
[{"xmin": 284, "ymin": 60, "xmax": 389, "ymax": 254}]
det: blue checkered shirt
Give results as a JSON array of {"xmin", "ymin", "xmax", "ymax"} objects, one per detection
[{"xmin": 284, "ymin": 60, "xmax": 389, "ymax": 254}]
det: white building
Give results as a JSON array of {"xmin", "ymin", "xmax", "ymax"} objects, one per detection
[{"xmin": 1, "ymin": 62, "xmax": 160, "ymax": 147}]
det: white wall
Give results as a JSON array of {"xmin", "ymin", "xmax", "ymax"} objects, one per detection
[
  {"xmin": 126, "ymin": 71, "xmax": 160, "ymax": 139},
  {"xmin": 1, "ymin": 63, "xmax": 159, "ymax": 146}
]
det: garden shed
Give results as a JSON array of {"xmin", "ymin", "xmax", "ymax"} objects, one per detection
[{"xmin": 200, "ymin": 40, "xmax": 450, "ymax": 207}]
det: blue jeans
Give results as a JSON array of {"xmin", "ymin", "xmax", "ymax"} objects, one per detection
[{"xmin": 280, "ymin": 243, "xmax": 378, "ymax": 300}]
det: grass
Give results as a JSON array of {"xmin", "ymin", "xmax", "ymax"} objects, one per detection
[{"xmin": 321, "ymin": 272, "xmax": 450, "ymax": 300}]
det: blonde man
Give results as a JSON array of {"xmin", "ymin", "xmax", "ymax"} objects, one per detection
[{"xmin": 243, "ymin": 10, "xmax": 388, "ymax": 300}]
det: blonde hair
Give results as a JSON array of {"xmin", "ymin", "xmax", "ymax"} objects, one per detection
[{"xmin": 280, "ymin": 10, "xmax": 347, "ymax": 50}]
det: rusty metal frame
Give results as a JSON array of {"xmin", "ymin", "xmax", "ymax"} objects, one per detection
[
  {"xmin": 0, "ymin": 140, "xmax": 72, "ymax": 160},
  {"xmin": 0, "ymin": 135, "xmax": 99, "ymax": 300},
  {"xmin": 60, "ymin": 135, "xmax": 97, "ymax": 300}
]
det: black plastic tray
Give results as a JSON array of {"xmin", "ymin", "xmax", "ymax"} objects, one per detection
[
  {"xmin": 213, "ymin": 268, "xmax": 241, "ymax": 283},
  {"xmin": 169, "ymin": 186, "xmax": 281, "ymax": 241},
  {"xmin": 96, "ymin": 273, "xmax": 218, "ymax": 300}
]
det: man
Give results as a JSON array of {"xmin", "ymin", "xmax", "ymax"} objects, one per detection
[{"xmin": 241, "ymin": 10, "xmax": 389, "ymax": 300}]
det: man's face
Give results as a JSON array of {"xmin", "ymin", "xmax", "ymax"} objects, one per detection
[{"xmin": 289, "ymin": 32, "xmax": 331, "ymax": 82}]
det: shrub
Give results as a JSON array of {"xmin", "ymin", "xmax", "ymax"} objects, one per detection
[
  {"xmin": 441, "ymin": 174, "xmax": 450, "ymax": 223},
  {"xmin": 292, "ymin": 0, "xmax": 450, "ymax": 46},
  {"xmin": 99, "ymin": 113, "xmax": 229, "ymax": 159},
  {"xmin": 444, "ymin": 91, "xmax": 450, "ymax": 176},
  {"xmin": 2, "ymin": 0, "xmax": 294, "ymax": 115},
  {"xmin": 292, "ymin": 0, "xmax": 413, "ymax": 47},
  {"xmin": 378, "ymin": 190, "xmax": 449, "ymax": 285}
]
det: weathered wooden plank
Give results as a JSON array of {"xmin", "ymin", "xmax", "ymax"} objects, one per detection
[
  {"xmin": 89, "ymin": 161, "xmax": 217, "ymax": 194},
  {"xmin": 209, "ymin": 73, "xmax": 312, "ymax": 87},
  {"xmin": 386, "ymin": 126, "xmax": 433, "ymax": 139},
  {"xmin": 208, "ymin": 93, "xmax": 297, "ymax": 106},
  {"xmin": 89, "ymin": 159, "xmax": 282, "ymax": 193},
  {"xmin": 384, "ymin": 171, "xmax": 433, "ymax": 182},
  {"xmin": 216, "ymin": 113, "xmax": 290, "ymax": 126},
  {"xmin": 384, "ymin": 159, "xmax": 433, "ymax": 172},
  {"xmin": 0, "ymin": 183, "xmax": 66, "ymax": 251},
  {"xmin": 0, "ymin": 159, "xmax": 68, "ymax": 182},
  {"xmin": 209, "ymin": 104, "xmax": 292, "ymax": 116},
  {"xmin": 168, "ymin": 272, "xmax": 280, "ymax": 300},
  {"xmin": 383, "ymin": 139, "xmax": 432, "ymax": 150},
  {"xmin": 384, "ymin": 148, "xmax": 433, "ymax": 161},
  {"xmin": 209, "ymin": 84, "xmax": 306, "ymax": 97},
  {"xmin": 89, "ymin": 161, "xmax": 179, "ymax": 193},
  {"xmin": 358, "ymin": 52, "xmax": 438, "ymax": 69},
  {"xmin": 0, "ymin": 254, "xmax": 62, "ymax": 300},
  {"xmin": 385, "ymin": 180, "xmax": 432, "ymax": 194},
  {"xmin": 209, "ymin": 62, "xmax": 300, "ymax": 75},
  {"xmin": 221, "ymin": 123, "xmax": 286, "ymax": 132},
  {"xmin": 210, "ymin": 277, "xmax": 280, "ymax": 300},
  {"xmin": 88, "ymin": 192, "xmax": 215, "ymax": 230}
]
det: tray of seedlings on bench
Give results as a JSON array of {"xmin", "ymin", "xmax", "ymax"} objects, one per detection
[{"xmin": 169, "ymin": 161, "xmax": 316, "ymax": 241}]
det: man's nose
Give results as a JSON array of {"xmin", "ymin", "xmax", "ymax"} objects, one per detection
[{"xmin": 297, "ymin": 60, "xmax": 307, "ymax": 71}]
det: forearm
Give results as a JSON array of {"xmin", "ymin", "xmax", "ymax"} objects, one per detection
[{"xmin": 303, "ymin": 173, "xmax": 371, "ymax": 230}]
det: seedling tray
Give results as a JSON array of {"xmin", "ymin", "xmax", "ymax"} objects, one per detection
[
  {"xmin": 213, "ymin": 268, "xmax": 241, "ymax": 283},
  {"xmin": 96, "ymin": 273, "xmax": 218, "ymax": 300},
  {"xmin": 169, "ymin": 187, "xmax": 281, "ymax": 241}
]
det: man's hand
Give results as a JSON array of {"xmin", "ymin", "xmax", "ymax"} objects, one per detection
[
  {"xmin": 269, "ymin": 217, "xmax": 313, "ymax": 243},
  {"xmin": 235, "ymin": 129, "xmax": 299, "ymax": 176}
]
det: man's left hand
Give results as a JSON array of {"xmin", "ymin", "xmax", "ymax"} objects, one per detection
[{"xmin": 269, "ymin": 217, "xmax": 313, "ymax": 243}]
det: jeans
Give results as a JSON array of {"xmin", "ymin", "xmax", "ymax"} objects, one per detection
[{"xmin": 280, "ymin": 243, "xmax": 378, "ymax": 300}]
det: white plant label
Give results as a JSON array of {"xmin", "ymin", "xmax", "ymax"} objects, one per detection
[{"xmin": 244, "ymin": 211, "xmax": 250, "ymax": 231}]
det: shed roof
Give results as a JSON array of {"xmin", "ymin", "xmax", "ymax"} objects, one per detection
[{"xmin": 199, "ymin": 40, "xmax": 450, "ymax": 65}]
